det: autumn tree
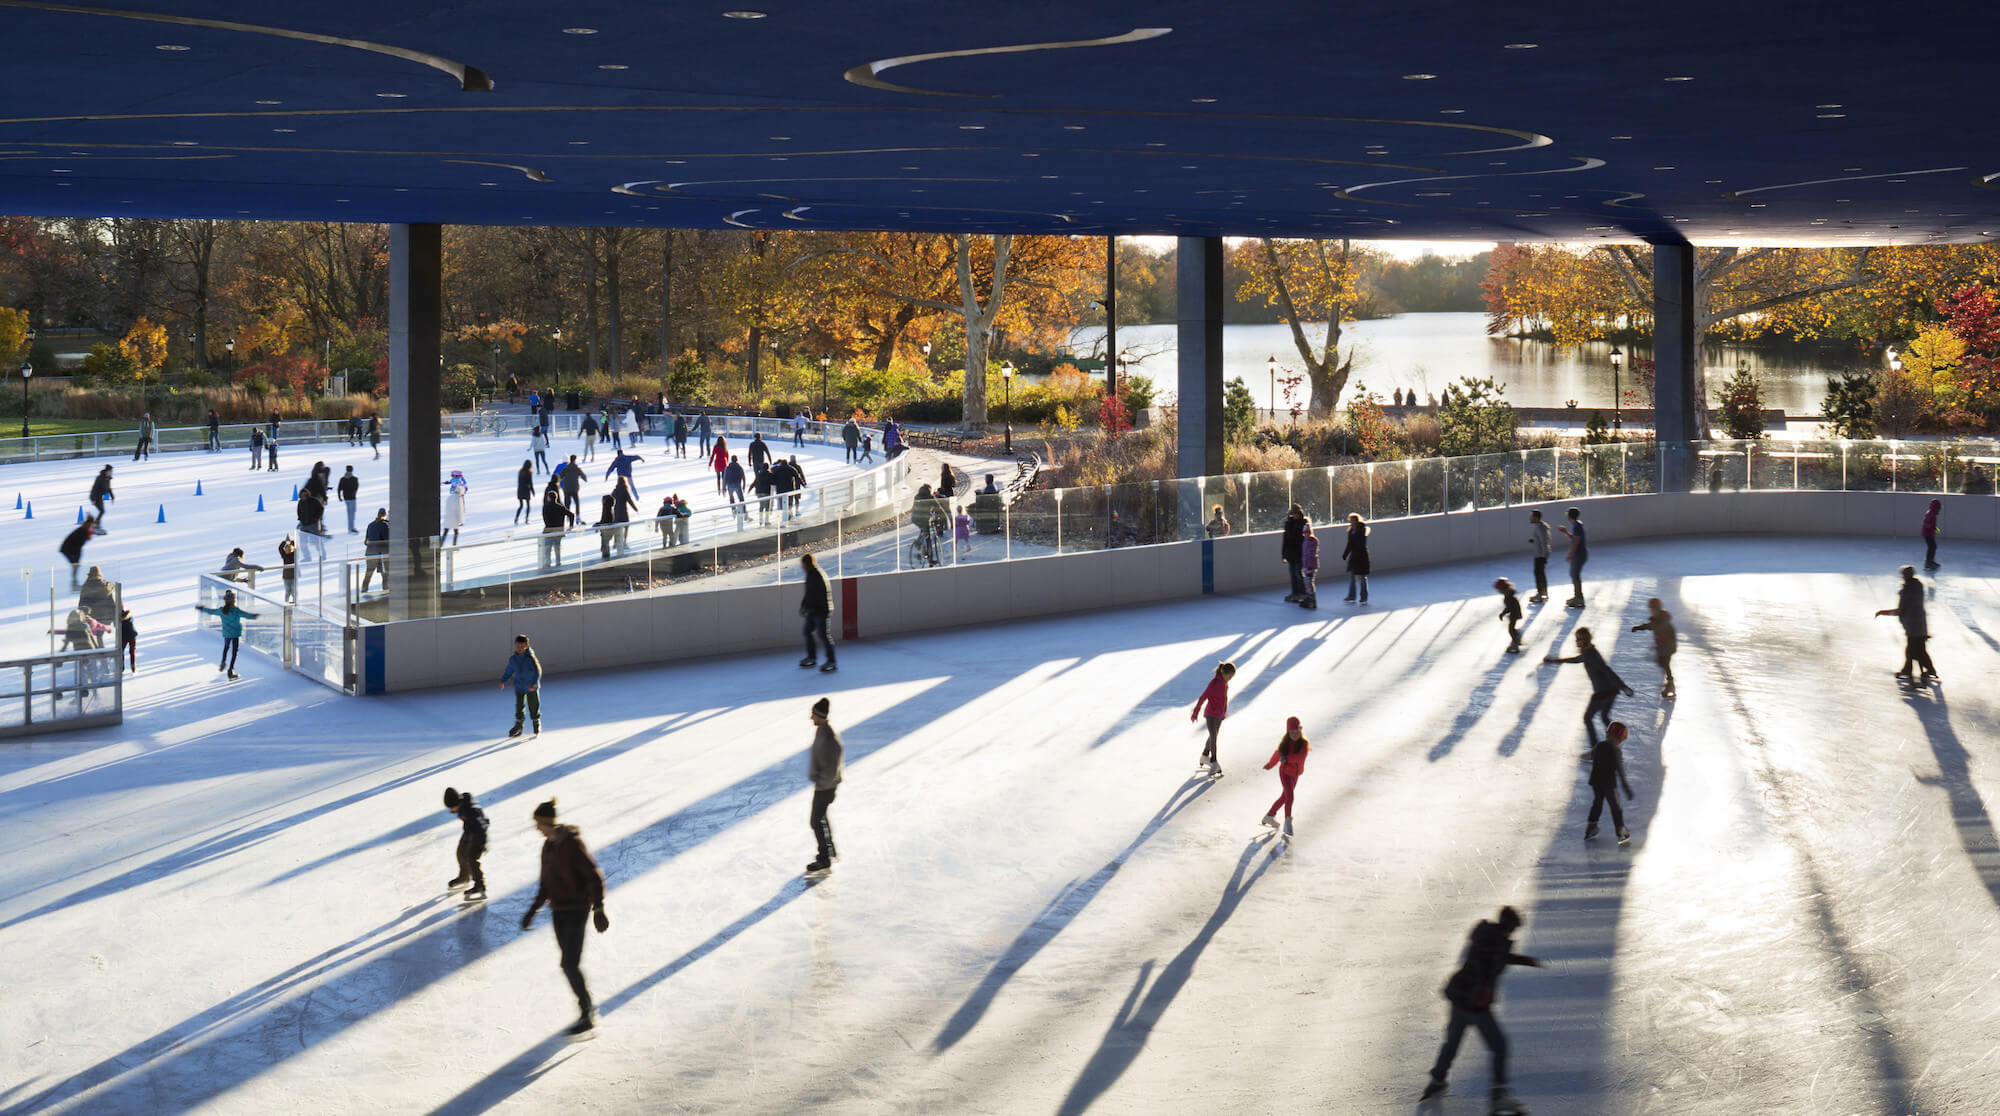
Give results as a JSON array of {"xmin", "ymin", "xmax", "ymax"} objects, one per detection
[
  {"xmin": 1235, "ymin": 238, "xmax": 1363, "ymax": 414},
  {"xmin": 118, "ymin": 317, "xmax": 170, "ymax": 373}
]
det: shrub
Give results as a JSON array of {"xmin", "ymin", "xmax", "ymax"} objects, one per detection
[
  {"xmin": 1223, "ymin": 377, "xmax": 1257, "ymax": 444},
  {"xmin": 1820, "ymin": 371, "xmax": 1877, "ymax": 439},
  {"xmin": 83, "ymin": 343, "xmax": 140, "ymax": 386},
  {"xmin": 1437, "ymin": 375, "xmax": 1519, "ymax": 456},
  {"xmin": 1117, "ymin": 373, "xmax": 1157, "ymax": 411},
  {"xmin": 1715, "ymin": 363, "xmax": 1767, "ymax": 440},
  {"xmin": 236, "ymin": 353, "xmax": 327, "ymax": 396}
]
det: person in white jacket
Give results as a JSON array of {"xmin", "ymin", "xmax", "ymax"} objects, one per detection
[{"xmin": 442, "ymin": 470, "xmax": 469, "ymax": 546}]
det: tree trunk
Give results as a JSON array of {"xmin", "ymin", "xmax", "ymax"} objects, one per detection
[
  {"xmin": 585, "ymin": 228, "xmax": 600, "ymax": 377},
  {"xmin": 870, "ymin": 303, "xmax": 917, "ymax": 370},
  {"xmin": 658, "ymin": 229, "xmax": 673, "ymax": 375},
  {"xmin": 747, "ymin": 324, "xmax": 763, "ymax": 394},
  {"xmin": 605, "ymin": 228, "xmax": 624, "ymax": 377},
  {"xmin": 956, "ymin": 233, "xmax": 1010, "ymax": 430}
]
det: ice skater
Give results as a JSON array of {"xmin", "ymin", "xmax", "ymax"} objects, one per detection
[
  {"xmin": 194, "ymin": 590, "xmax": 259, "ymax": 680},
  {"xmin": 799, "ymin": 551, "xmax": 837, "ymax": 672},
  {"xmin": 1189, "ymin": 660, "xmax": 1236, "ymax": 777},
  {"xmin": 1874, "ymin": 565, "xmax": 1938, "ymax": 683},
  {"xmin": 499, "ymin": 633, "xmax": 543, "ymax": 736},
  {"xmin": 1921, "ymin": 498, "xmax": 1941, "ymax": 570},
  {"xmin": 1420, "ymin": 905, "xmax": 1543, "ymax": 1114},
  {"xmin": 578, "ymin": 412, "xmax": 599, "ymax": 461},
  {"xmin": 59, "ymin": 516, "xmax": 101, "ymax": 589},
  {"xmin": 1260, "ymin": 716, "xmax": 1309, "ymax": 835},
  {"xmin": 88, "ymin": 465, "xmax": 114, "ymax": 530},
  {"xmin": 709, "ymin": 435, "xmax": 730, "ymax": 495},
  {"xmin": 805, "ymin": 697, "xmax": 843, "ymax": 877},
  {"xmin": 515, "ymin": 460, "xmax": 535, "ymax": 524},
  {"xmin": 1494, "ymin": 578, "xmax": 1523, "ymax": 654},
  {"xmin": 520, "ymin": 798, "xmax": 609, "ymax": 1037},
  {"xmin": 443, "ymin": 787, "xmax": 489, "ymax": 901},
  {"xmin": 1342, "ymin": 512, "xmax": 1371, "ymax": 604},
  {"xmin": 672, "ymin": 412, "xmax": 688, "ymax": 457},
  {"xmin": 133, "ymin": 412, "xmax": 155, "ymax": 460},
  {"xmin": 1526, "ymin": 510, "xmax": 1551, "ymax": 603},
  {"xmin": 119, "ymin": 607, "xmax": 137, "ymax": 673},
  {"xmin": 361, "ymin": 509, "xmax": 389, "ymax": 591},
  {"xmin": 604, "ymin": 448, "xmax": 645, "ymax": 499},
  {"xmin": 441, "ymin": 470, "xmax": 468, "ymax": 546},
  {"xmin": 1583, "ymin": 720, "xmax": 1634, "ymax": 843},
  {"xmin": 530, "ymin": 425, "xmax": 550, "ymax": 473},
  {"xmin": 266, "ymin": 435, "xmax": 280, "ymax": 472},
  {"xmin": 1544, "ymin": 628, "xmax": 1632, "ymax": 731},
  {"xmin": 1555, "ymin": 507, "xmax": 1587, "ymax": 608},
  {"xmin": 1629, "ymin": 598, "xmax": 1677, "ymax": 698},
  {"xmin": 367, "ymin": 414, "xmax": 382, "ymax": 460},
  {"xmin": 1280, "ymin": 504, "xmax": 1307, "ymax": 602},
  {"xmin": 338, "ymin": 466, "xmax": 360, "ymax": 532},
  {"xmin": 277, "ymin": 535, "xmax": 298, "ymax": 604},
  {"xmin": 1298, "ymin": 521, "xmax": 1319, "ymax": 609}
]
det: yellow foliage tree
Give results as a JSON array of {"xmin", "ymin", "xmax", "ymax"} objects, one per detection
[
  {"xmin": 1899, "ymin": 323, "xmax": 1969, "ymax": 423},
  {"xmin": 1235, "ymin": 238, "xmax": 1366, "ymax": 414},
  {"xmin": 0, "ymin": 306, "xmax": 28, "ymax": 362},
  {"xmin": 118, "ymin": 316, "xmax": 170, "ymax": 372}
]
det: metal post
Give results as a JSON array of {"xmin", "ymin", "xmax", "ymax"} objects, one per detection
[{"xmin": 1176, "ymin": 237, "xmax": 1224, "ymax": 478}]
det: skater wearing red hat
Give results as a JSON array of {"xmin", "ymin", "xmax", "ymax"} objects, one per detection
[{"xmin": 1260, "ymin": 717, "xmax": 1310, "ymax": 835}]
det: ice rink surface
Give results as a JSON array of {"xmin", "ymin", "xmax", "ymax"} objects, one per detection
[{"xmin": 3, "ymin": 488, "xmax": 1998, "ymax": 1113}]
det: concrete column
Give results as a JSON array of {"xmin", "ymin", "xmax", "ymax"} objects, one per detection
[
  {"xmin": 388, "ymin": 223, "xmax": 442, "ymax": 620},
  {"xmin": 1651, "ymin": 241, "xmax": 1698, "ymax": 492},
  {"xmin": 1176, "ymin": 236, "xmax": 1224, "ymax": 478}
]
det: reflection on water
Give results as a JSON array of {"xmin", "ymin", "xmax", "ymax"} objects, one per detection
[{"xmin": 1074, "ymin": 313, "xmax": 1863, "ymax": 415}]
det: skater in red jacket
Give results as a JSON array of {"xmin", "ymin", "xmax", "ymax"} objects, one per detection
[
  {"xmin": 1261, "ymin": 717, "xmax": 1310, "ymax": 834},
  {"xmin": 1189, "ymin": 661, "xmax": 1236, "ymax": 777}
]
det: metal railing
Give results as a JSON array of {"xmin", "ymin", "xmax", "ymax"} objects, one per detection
[{"xmin": 0, "ymin": 646, "xmax": 123, "ymax": 737}]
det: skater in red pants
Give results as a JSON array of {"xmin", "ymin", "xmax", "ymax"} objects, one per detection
[
  {"xmin": 1260, "ymin": 717, "xmax": 1309, "ymax": 835},
  {"xmin": 1189, "ymin": 661, "xmax": 1236, "ymax": 777}
]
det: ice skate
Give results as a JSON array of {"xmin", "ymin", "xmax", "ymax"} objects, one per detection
[
  {"xmin": 566, "ymin": 1013, "xmax": 596, "ymax": 1039},
  {"xmin": 226, "ymin": 670, "xmax": 239, "ymax": 680},
  {"xmin": 1527, "ymin": 594, "xmax": 1547, "ymax": 604},
  {"xmin": 463, "ymin": 886, "xmax": 486, "ymax": 902},
  {"xmin": 1489, "ymin": 1087, "xmax": 1527, "ymax": 1115},
  {"xmin": 447, "ymin": 876, "xmax": 469, "ymax": 890},
  {"xmin": 1616, "ymin": 826, "xmax": 1630, "ymax": 845},
  {"xmin": 1565, "ymin": 597, "xmax": 1585, "ymax": 609},
  {"xmin": 1261, "ymin": 813, "xmax": 1278, "ymax": 829},
  {"xmin": 1419, "ymin": 1078, "xmax": 1447, "ymax": 1101},
  {"xmin": 532, "ymin": 720, "xmax": 542, "ymax": 735},
  {"xmin": 798, "ymin": 657, "xmax": 817, "ymax": 668},
  {"xmin": 1282, "ymin": 817, "xmax": 1294, "ymax": 836},
  {"xmin": 1584, "ymin": 823, "xmax": 1599, "ymax": 839},
  {"xmin": 1207, "ymin": 759, "xmax": 1222, "ymax": 778},
  {"xmin": 819, "ymin": 661, "xmax": 838, "ymax": 673},
  {"xmin": 1283, "ymin": 592, "xmax": 1301, "ymax": 602},
  {"xmin": 508, "ymin": 722, "xmax": 524, "ymax": 738},
  {"xmin": 804, "ymin": 859, "xmax": 832, "ymax": 879}
]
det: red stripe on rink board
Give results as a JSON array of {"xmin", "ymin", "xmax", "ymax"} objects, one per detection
[{"xmin": 841, "ymin": 578, "xmax": 859, "ymax": 641}]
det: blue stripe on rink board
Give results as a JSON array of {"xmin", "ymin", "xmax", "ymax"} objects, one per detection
[
  {"xmin": 363, "ymin": 625, "xmax": 385, "ymax": 695},
  {"xmin": 1201, "ymin": 539, "xmax": 1215, "ymax": 595}
]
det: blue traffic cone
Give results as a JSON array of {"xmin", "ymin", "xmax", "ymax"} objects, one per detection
[
  {"xmin": 22, "ymin": 500, "xmax": 31, "ymax": 519},
  {"xmin": 256, "ymin": 494, "xmax": 265, "ymax": 513},
  {"xmin": 78, "ymin": 505, "xmax": 85, "ymax": 524},
  {"xmin": 291, "ymin": 483, "xmax": 299, "ymax": 500},
  {"xmin": 195, "ymin": 479, "xmax": 204, "ymax": 496},
  {"xmin": 157, "ymin": 504, "xmax": 167, "ymax": 524}
]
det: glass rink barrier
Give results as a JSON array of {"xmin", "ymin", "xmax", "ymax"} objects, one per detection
[
  {"xmin": 0, "ymin": 646, "xmax": 123, "ymax": 737},
  {"xmin": 196, "ymin": 574, "xmax": 356, "ymax": 694}
]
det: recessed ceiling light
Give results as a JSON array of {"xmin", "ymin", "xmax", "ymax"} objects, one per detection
[
  {"xmin": 769, "ymin": 135, "xmax": 790, "ymax": 140},
  {"xmin": 1041, "ymin": 175, "xmax": 1060, "ymax": 179},
  {"xmin": 569, "ymin": 140, "xmax": 589, "ymax": 145},
  {"xmin": 902, "ymin": 165, "xmax": 920, "ymax": 171},
  {"xmin": 1181, "ymin": 165, "xmax": 1198, "ymax": 169},
  {"xmin": 723, "ymin": 10, "xmax": 767, "ymax": 18},
  {"xmin": 1817, "ymin": 104, "xmax": 1842, "ymax": 109},
  {"xmin": 1402, "ymin": 73, "xmax": 1436, "ymax": 80},
  {"xmin": 599, "ymin": 64, "xmax": 629, "ymax": 70},
  {"xmin": 1654, "ymin": 166, "xmax": 1675, "ymax": 170},
  {"xmin": 564, "ymin": 27, "xmax": 598, "ymax": 35},
  {"xmin": 1843, "ymin": 167, "xmax": 1863, "ymax": 172},
  {"xmin": 1664, "ymin": 75, "xmax": 1693, "ymax": 81},
  {"xmin": 1836, "ymin": 198, "xmax": 1851, "ymax": 203},
  {"xmin": 336, "ymin": 198, "xmax": 350, "ymax": 202},
  {"xmin": 155, "ymin": 44, "xmax": 190, "ymax": 52},
  {"xmin": 273, "ymin": 128, "xmax": 295, "ymax": 133},
  {"xmin": 377, "ymin": 92, "xmax": 408, "ymax": 99},
  {"xmin": 51, "ymin": 168, "xmax": 70, "ymax": 174},
  {"xmin": 395, "ymin": 187, "xmax": 409, "ymax": 192},
  {"xmin": 958, "ymin": 124, "xmax": 985, "ymax": 130},
  {"xmin": 1021, "ymin": 152, "xmax": 1040, "ymax": 157},
  {"xmin": 1063, "ymin": 125, "xmax": 1085, "ymax": 131},
  {"xmin": 770, "ymin": 157, "xmax": 786, "ymax": 161},
  {"xmin": 663, "ymin": 159, "xmax": 685, "ymax": 164},
  {"xmin": 1440, "ymin": 108, "xmax": 1465, "ymax": 114},
  {"xmin": 481, "ymin": 182, "xmax": 498, "ymax": 186},
  {"xmin": 1503, "ymin": 42, "xmax": 1538, "ymax": 49},
  {"xmin": 1191, "ymin": 97, "xmax": 1217, "ymax": 103},
  {"xmin": 1705, "ymin": 179, "xmax": 1722, "ymax": 184},
  {"xmin": 255, "ymin": 99, "xmax": 281, "ymax": 105},
  {"xmin": 171, "ymin": 140, "xmax": 198, "ymax": 146},
  {"xmin": 1817, "ymin": 113, "xmax": 1845, "ymax": 119}
]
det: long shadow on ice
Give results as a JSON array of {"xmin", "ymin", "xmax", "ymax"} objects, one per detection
[
  {"xmin": 1905, "ymin": 687, "xmax": 2000, "ymax": 908},
  {"xmin": 932, "ymin": 776, "xmax": 1215, "ymax": 1053},
  {"xmin": 0, "ymin": 676, "xmax": 955, "ymax": 1116},
  {"xmin": 1055, "ymin": 834, "xmax": 1280, "ymax": 1116}
]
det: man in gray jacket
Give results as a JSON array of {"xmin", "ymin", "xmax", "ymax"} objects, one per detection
[
  {"xmin": 806, "ymin": 697, "xmax": 843, "ymax": 877},
  {"xmin": 134, "ymin": 412, "xmax": 156, "ymax": 461},
  {"xmin": 1526, "ymin": 510, "xmax": 1551, "ymax": 603}
]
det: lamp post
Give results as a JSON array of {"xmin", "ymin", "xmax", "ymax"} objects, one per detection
[
  {"xmin": 552, "ymin": 326, "xmax": 564, "ymax": 384},
  {"xmin": 819, "ymin": 353, "xmax": 832, "ymax": 418},
  {"xmin": 1267, "ymin": 353, "xmax": 1277, "ymax": 421},
  {"xmin": 18, "ymin": 360, "xmax": 31, "ymax": 439},
  {"xmin": 1608, "ymin": 346, "xmax": 1624, "ymax": 431},
  {"xmin": 186, "ymin": 331, "xmax": 196, "ymax": 369},
  {"xmin": 1001, "ymin": 360, "xmax": 1014, "ymax": 454},
  {"xmin": 224, "ymin": 337, "xmax": 235, "ymax": 368},
  {"xmin": 1116, "ymin": 348, "xmax": 1130, "ymax": 401},
  {"xmin": 490, "ymin": 343, "xmax": 501, "ymax": 400}
]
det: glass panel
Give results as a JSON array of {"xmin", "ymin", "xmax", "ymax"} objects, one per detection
[
  {"xmin": 1329, "ymin": 464, "xmax": 1370, "ymax": 525},
  {"xmin": 1199, "ymin": 475, "xmax": 1243, "ymax": 540},
  {"xmin": 1845, "ymin": 442, "xmax": 1892, "ymax": 492},
  {"xmin": 1008, "ymin": 489, "xmax": 1060, "ymax": 559},
  {"xmin": 1295, "ymin": 468, "xmax": 1334, "ymax": 530},
  {"xmin": 1445, "ymin": 454, "xmax": 1479, "ymax": 513},
  {"xmin": 1747, "ymin": 441, "xmax": 1790, "ymax": 490},
  {"xmin": 1408, "ymin": 456, "xmax": 1444, "ymax": 516},
  {"xmin": 1693, "ymin": 443, "xmax": 1744, "ymax": 493},
  {"xmin": 1059, "ymin": 486, "xmax": 1109, "ymax": 553},
  {"xmin": 1368, "ymin": 461, "xmax": 1409, "ymax": 520},
  {"xmin": 1790, "ymin": 440, "xmax": 1841, "ymax": 492},
  {"xmin": 1246, "ymin": 470, "xmax": 1292, "ymax": 533}
]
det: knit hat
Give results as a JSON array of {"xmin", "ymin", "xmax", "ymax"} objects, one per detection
[
  {"xmin": 1285, "ymin": 716, "xmax": 1302, "ymax": 732},
  {"xmin": 811, "ymin": 697, "xmax": 830, "ymax": 717},
  {"xmin": 443, "ymin": 786, "xmax": 462, "ymax": 810},
  {"xmin": 533, "ymin": 798, "xmax": 558, "ymax": 822},
  {"xmin": 1607, "ymin": 722, "xmax": 1628, "ymax": 742}
]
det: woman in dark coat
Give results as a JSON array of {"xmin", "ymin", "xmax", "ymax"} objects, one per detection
[
  {"xmin": 1341, "ymin": 513, "xmax": 1371, "ymax": 604},
  {"xmin": 1280, "ymin": 504, "xmax": 1307, "ymax": 602},
  {"xmin": 515, "ymin": 460, "xmax": 535, "ymax": 524}
]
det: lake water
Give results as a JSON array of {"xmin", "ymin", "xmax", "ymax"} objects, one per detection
[{"xmin": 1073, "ymin": 313, "xmax": 1863, "ymax": 416}]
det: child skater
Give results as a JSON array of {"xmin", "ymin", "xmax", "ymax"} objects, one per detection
[
  {"xmin": 443, "ymin": 787, "xmax": 490, "ymax": 901},
  {"xmin": 1585, "ymin": 721, "xmax": 1634, "ymax": 843},
  {"xmin": 1298, "ymin": 522, "xmax": 1319, "ymax": 609},
  {"xmin": 1494, "ymin": 578, "xmax": 1522, "ymax": 654},
  {"xmin": 193, "ymin": 589, "xmax": 259, "ymax": 680},
  {"xmin": 1189, "ymin": 661, "xmax": 1237, "ymax": 777},
  {"xmin": 1630, "ymin": 598, "xmax": 1677, "ymax": 699},
  {"xmin": 1545, "ymin": 627, "xmax": 1632, "ymax": 731},
  {"xmin": 1261, "ymin": 717, "xmax": 1310, "ymax": 835}
]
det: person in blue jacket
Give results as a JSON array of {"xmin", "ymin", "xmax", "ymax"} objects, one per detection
[
  {"xmin": 499, "ymin": 633, "xmax": 543, "ymax": 737},
  {"xmin": 193, "ymin": 589, "xmax": 259, "ymax": 679},
  {"xmin": 604, "ymin": 449, "xmax": 646, "ymax": 498}
]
